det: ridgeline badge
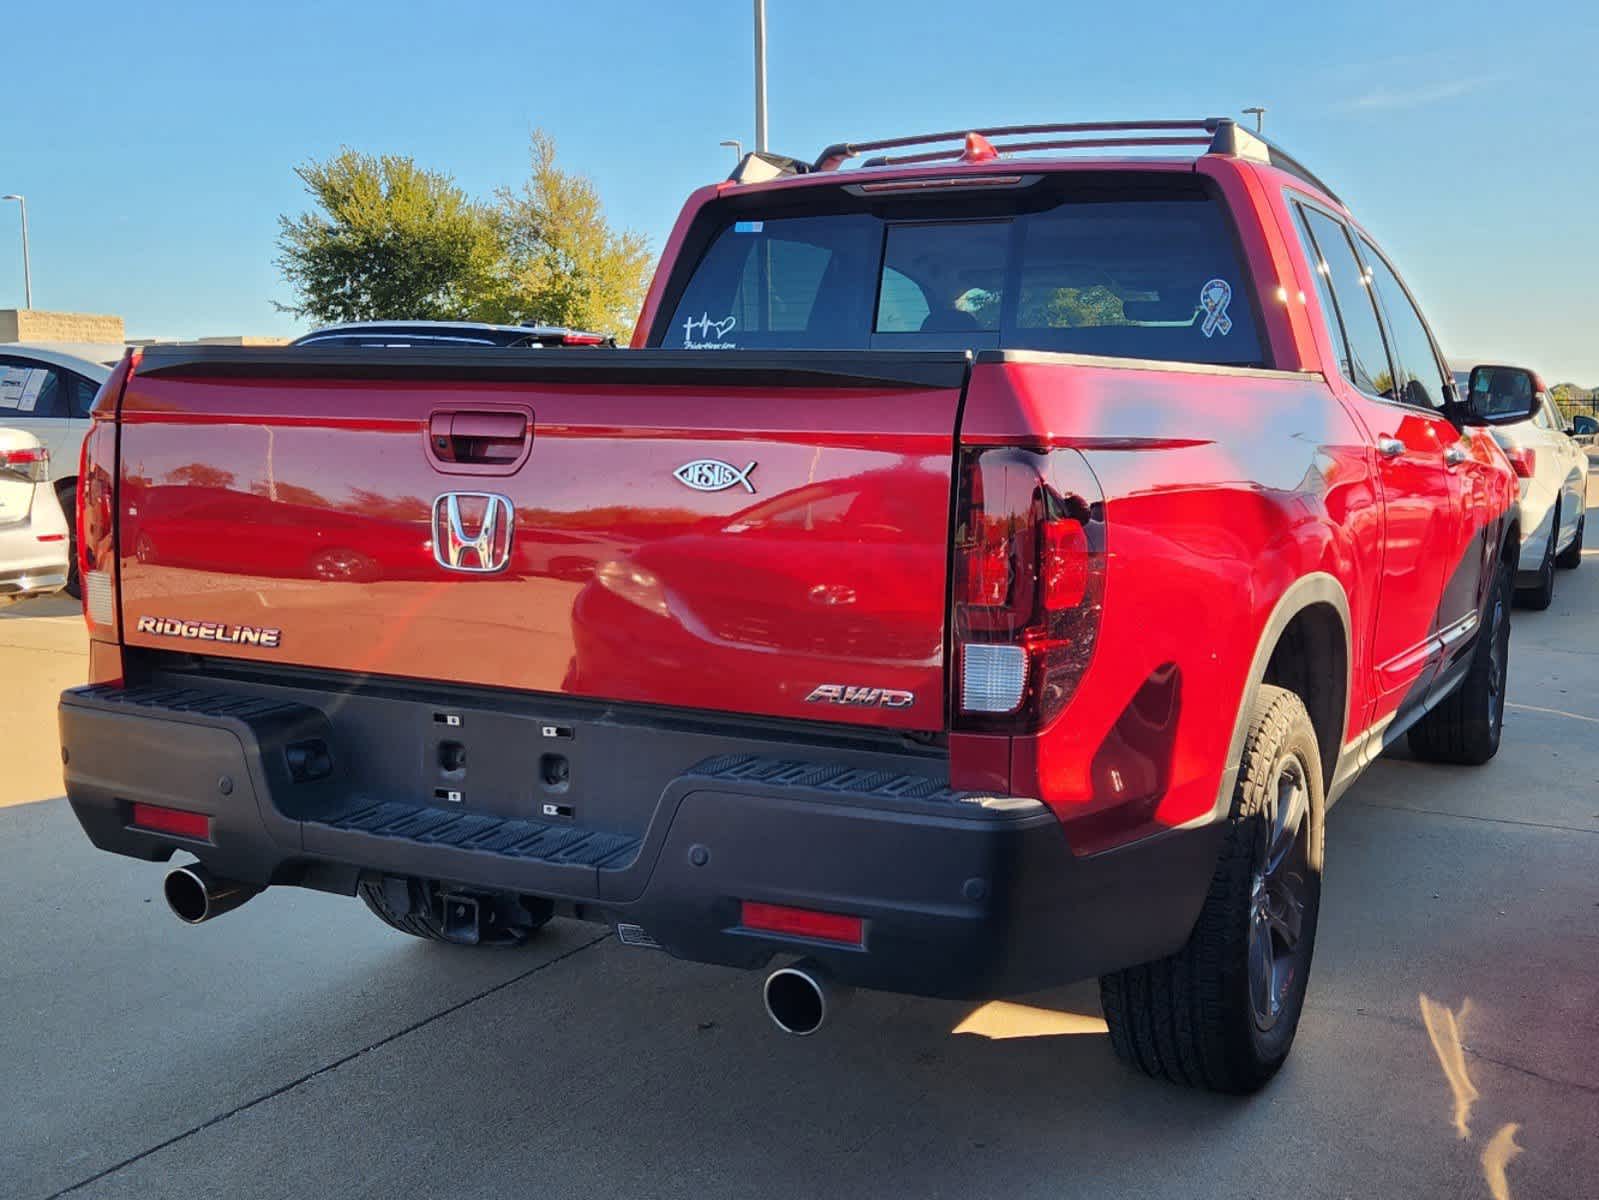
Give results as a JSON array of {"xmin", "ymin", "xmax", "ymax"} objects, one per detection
[
  {"xmin": 673, "ymin": 459, "xmax": 758, "ymax": 494},
  {"xmin": 134, "ymin": 615, "xmax": 282, "ymax": 648}
]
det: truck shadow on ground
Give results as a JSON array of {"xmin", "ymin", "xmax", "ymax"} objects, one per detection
[{"xmin": 13, "ymin": 781, "xmax": 1594, "ymax": 1200}]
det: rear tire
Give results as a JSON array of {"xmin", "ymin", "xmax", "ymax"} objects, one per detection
[
  {"xmin": 357, "ymin": 876, "xmax": 553, "ymax": 946},
  {"xmin": 1409, "ymin": 556, "xmax": 1511, "ymax": 765},
  {"xmin": 1099, "ymin": 685, "xmax": 1323, "ymax": 1093},
  {"xmin": 1516, "ymin": 502, "xmax": 1557, "ymax": 610},
  {"xmin": 1557, "ymin": 511, "xmax": 1583, "ymax": 569}
]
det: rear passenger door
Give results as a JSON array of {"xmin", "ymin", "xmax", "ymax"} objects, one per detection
[
  {"xmin": 1290, "ymin": 204, "xmax": 1459, "ymax": 723},
  {"xmin": 1357, "ymin": 236, "xmax": 1493, "ymax": 652}
]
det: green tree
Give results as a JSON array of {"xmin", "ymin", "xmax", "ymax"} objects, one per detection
[
  {"xmin": 1019, "ymin": 284, "xmax": 1131, "ymax": 329},
  {"xmin": 491, "ymin": 130, "xmax": 654, "ymax": 340},
  {"xmin": 276, "ymin": 150, "xmax": 502, "ymax": 324}
]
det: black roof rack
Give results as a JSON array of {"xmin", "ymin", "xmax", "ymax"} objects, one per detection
[
  {"xmin": 1203, "ymin": 118, "xmax": 1342, "ymax": 205},
  {"xmin": 730, "ymin": 117, "xmax": 1342, "ymax": 204}
]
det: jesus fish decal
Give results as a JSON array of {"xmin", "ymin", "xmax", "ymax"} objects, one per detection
[{"xmin": 673, "ymin": 459, "xmax": 758, "ymax": 494}]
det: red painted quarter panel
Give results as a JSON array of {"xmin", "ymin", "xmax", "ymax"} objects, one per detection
[{"xmin": 953, "ymin": 356, "xmax": 1383, "ymax": 845}]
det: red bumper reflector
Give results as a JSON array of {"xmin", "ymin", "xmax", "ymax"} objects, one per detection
[
  {"xmin": 131, "ymin": 803, "xmax": 211, "ymax": 840},
  {"xmin": 740, "ymin": 901, "xmax": 864, "ymax": 945},
  {"xmin": 37, "ymin": 533, "xmax": 66, "ymax": 542}
]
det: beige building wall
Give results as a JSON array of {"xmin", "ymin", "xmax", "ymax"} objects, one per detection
[
  {"xmin": 193, "ymin": 336, "xmax": 293, "ymax": 347},
  {"xmin": 0, "ymin": 309, "xmax": 126, "ymax": 344}
]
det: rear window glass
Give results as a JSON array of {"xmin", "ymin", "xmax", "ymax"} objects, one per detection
[{"xmin": 659, "ymin": 185, "xmax": 1265, "ymax": 367}]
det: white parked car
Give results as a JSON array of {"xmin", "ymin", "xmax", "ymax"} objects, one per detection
[
  {"xmin": 0, "ymin": 343, "xmax": 119, "ymax": 595},
  {"xmin": 0, "ymin": 427, "xmax": 71, "ymax": 604},
  {"xmin": 1454, "ymin": 365, "xmax": 1589, "ymax": 609}
]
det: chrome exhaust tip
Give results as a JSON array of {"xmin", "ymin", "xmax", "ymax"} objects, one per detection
[
  {"xmin": 763, "ymin": 959, "xmax": 848, "ymax": 1036},
  {"xmin": 163, "ymin": 864, "xmax": 262, "ymax": 925}
]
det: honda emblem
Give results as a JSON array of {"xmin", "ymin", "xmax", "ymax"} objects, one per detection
[{"xmin": 432, "ymin": 493, "xmax": 515, "ymax": 573}]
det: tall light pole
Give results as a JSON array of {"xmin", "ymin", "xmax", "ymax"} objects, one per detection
[
  {"xmin": 2, "ymin": 195, "xmax": 31, "ymax": 310},
  {"xmin": 1242, "ymin": 106, "xmax": 1267, "ymax": 134},
  {"xmin": 720, "ymin": 139, "xmax": 744, "ymax": 164},
  {"xmin": 753, "ymin": 0, "xmax": 769, "ymax": 153}
]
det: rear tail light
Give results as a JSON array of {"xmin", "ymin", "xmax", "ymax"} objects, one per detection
[
  {"xmin": 953, "ymin": 447, "xmax": 1105, "ymax": 732},
  {"xmin": 740, "ymin": 901, "xmax": 864, "ymax": 946},
  {"xmin": 79, "ymin": 421, "xmax": 118, "ymax": 634},
  {"xmin": 79, "ymin": 351, "xmax": 136, "ymax": 648},
  {"xmin": 1504, "ymin": 447, "xmax": 1536, "ymax": 479},
  {"xmin": 961, "ymin": 643, "xmax": 1028, "ymax": 713},
  {"xmin": 83, "ymin": 568, "xmax": 116, "ymax": 627},
  {"xmin": 0, "ymin": 445, "xmax": 49, "ymax": 483}
]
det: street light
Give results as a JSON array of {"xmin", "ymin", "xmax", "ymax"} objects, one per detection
[
  {"xmin": 753, "ymin": 0, "xmax": 768, "ymax": 153},
  {"xmin": 720, "ymin": 139, "xmax": 744, "ymax": 164},
  {"xmin": 1242, "ymin": 106, "xmax": 1267, "ymax": 134},
  {"xmin": 1, "ymin": 195, "xmax": 31, "ymax": 310}
]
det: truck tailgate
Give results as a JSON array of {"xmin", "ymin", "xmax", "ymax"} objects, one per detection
[{"xmin": 115, "ymin": 348, "xmax": 969, "ymax": 731}]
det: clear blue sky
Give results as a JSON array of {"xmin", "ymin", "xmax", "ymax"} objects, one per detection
[{"xmin": 4, "ymin": 1, "xmax": 1596, "ymax": 381}]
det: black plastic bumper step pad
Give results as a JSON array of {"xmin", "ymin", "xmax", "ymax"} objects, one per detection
[
  {"xmin": 688, "ymin": 753, "xmax": 968, "ymax": 803},
  {"xmin": 78, "ymin": 683, "xmax": 307, "ymax": 722},
  {"xmin": 316, "ymin": 802, "xmax": 640, "ymax": 869}
]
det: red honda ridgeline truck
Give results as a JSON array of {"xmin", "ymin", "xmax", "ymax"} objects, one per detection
[{"xmin": 63, "ymin": 119, "xmax": 1532, "ymax": 1092}]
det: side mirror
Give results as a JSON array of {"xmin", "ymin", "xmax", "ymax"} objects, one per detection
[{"xmin": 1463, "ymin": 364, "xmax": 1540, "ymax": 427}]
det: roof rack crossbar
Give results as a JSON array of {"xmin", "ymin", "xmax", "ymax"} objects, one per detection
[
  {"xmin": 805, "ymin": 116, "xmax": 1343, "ymax": 205},
  {"xmin": 1205, "ymin": 118, "xmax": 1343, "ymax": 203},
  {"xmin": 814, "ymin": 119, "xmax": 1214, "ymax": 170},
  {"xmin": 863, "ymin": 134, "xmax": 1212, "ymax": 169}
]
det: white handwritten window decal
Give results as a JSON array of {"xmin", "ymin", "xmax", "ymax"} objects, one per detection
[{"xmin": 682, "ymin": 312, "xmax": 738, "ymax": 349}]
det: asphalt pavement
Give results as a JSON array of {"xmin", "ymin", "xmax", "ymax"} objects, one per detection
[{"xmin": 3, "ymin": 518, "xmax": 1597, "ymax": 1200}]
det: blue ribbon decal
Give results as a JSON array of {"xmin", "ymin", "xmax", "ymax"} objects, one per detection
[{"xmin": 1200, "ymin": 278, "xmax": 1233, "ymax": 338}]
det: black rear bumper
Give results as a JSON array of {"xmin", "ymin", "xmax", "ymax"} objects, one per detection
[{"xmin": 60, "ymin": 681, "xmax": 1222, "ymax": 999}]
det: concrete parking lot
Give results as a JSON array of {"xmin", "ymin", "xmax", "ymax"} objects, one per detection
[{"xmin": 4, "ymin": 516, "xmax": 1597, "ymax": 1200}]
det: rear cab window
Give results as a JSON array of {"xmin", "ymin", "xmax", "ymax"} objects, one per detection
[{"xmin": 655, "ymin": 176, "xmax": 1268, "ymax": 368}]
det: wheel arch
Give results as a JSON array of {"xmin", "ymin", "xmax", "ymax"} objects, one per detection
[
  {"xmin": 1502, "ymin": 507, "xmax": 1523, "ymax": 575},
  {"xmin": 1208, "ymin": 573, "xmax": 1352, "ymax": 821}
]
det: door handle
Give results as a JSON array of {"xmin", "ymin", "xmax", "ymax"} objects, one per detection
[
  {"xmin": 427, "ymin": 408, "xmax": 534, "ymax": 474},
  {"xmin": 1376, "ymin": 436, "xmax": 1405, "ymax": 458},
  {"xmin": 1443, "ymin": 444, "xmax": 1469, "ymax": 466}
]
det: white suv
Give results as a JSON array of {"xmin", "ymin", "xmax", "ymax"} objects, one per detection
[
  {"xmin": 0, "ymin": 428, "xmax": 70, "ymax": 603},
  {"xmin": 1454, "ymin": 365, "xmax": 1589, "ymax": 609},
  {"xmin": 0, "ymin": 344, "xmax": 119, "ymax": 595}
]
